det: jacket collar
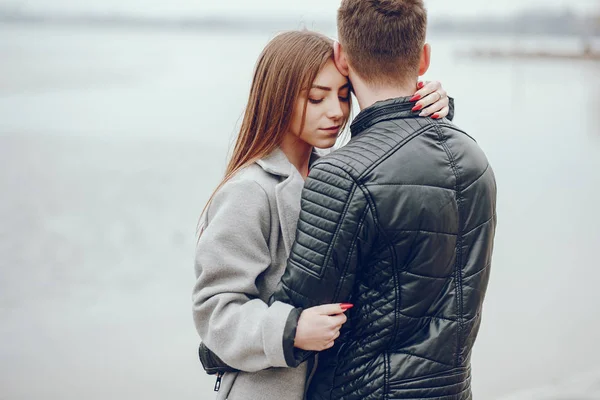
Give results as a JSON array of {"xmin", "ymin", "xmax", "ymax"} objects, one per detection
[
  {"xmin": 256, "ymin": 147, "xmax": 295, "ymax": 178},
  {"xmin": 256, "ymin": 147, "xmax": 322, "ymax": 177},
  {"xmin": 350, "ymin": 96, "xmax": 419, "ymax": 137}
]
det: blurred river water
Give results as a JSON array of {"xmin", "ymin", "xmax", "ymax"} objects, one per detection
[{"xmin": 0, "ymin": 24, "xmax": 599, "ymax": 399}]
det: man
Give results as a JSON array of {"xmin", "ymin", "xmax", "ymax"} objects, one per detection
[{"xmin": 270, "ymin": 0, "xmax": 497, "ymax": 399}]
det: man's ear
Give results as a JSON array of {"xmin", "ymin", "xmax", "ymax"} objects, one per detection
[
  {"xmin": 334, "ymin": 41, "xmax": 350, "ymax": 77},
  {"xmin": 418, "ymin": 43, "xmax": 431, "ymax": 76}
]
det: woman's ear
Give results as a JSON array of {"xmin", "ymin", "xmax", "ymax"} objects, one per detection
[{"xmin": 334, "ymin": 41, "xmax": 350, "ymax": 77}]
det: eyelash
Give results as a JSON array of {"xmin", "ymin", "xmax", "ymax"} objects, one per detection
[{"xmin": 308, "ymin": 96, "xmax": 350, "ymax": 104}]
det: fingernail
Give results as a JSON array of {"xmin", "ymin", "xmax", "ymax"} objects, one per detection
[
  {"xmin": 340, "ymin": 303, "xmax": 354, "ymax": 311},
  {"xmin": 417, "ymin": 81, "xmax": 425, "ymax": 89},
  {"xmin": 432, "ymin": 113, "xmax": 440, "ymax": 119},
  {"xmin": 411, "ymin": 104, "xmax": 423, "ymax": 112},
  {"xmin": 409, "ymin": 94, "xmax": 421, "ymax": 102}
]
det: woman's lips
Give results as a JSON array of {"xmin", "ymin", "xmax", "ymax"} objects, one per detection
[{"xmin": 321, "ymin": 126, "xmax": 340, "ymax": 133}]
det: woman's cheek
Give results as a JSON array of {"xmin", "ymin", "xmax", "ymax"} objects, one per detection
[{"xmin": 306, "ymin": 105, "xmax": 320, "ymax": 130}]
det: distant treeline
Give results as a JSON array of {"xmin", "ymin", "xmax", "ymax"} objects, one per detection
[
  {"xmin": 0, "ymin": 12, "xmax": 304, "ymax": 32},
  {"xmin": 0, "ymin": 9, "xmax": 598, "ymax": 36},
  {"xmin": 431, "ymin": 10, "xmax": 600, "ymax": 37}
]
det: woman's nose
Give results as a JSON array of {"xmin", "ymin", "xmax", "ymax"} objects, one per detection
[{"xmin": 327, "ymin": 100, "xmax": 344, "ymax": 120}]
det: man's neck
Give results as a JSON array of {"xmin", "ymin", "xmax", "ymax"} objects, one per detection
[{"xmin": 350, "ymin": 72, "xmax": 417, "ymax": 110}]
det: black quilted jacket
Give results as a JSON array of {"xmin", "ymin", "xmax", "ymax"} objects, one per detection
[{"xmin": 271, "ymin": 97, "xmax": 497, "ymax": 400}]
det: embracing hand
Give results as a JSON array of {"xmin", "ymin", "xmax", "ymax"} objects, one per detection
[
  {"xmin": 294, "ymin": 303, "xmax": 352, "ymax": 351},
  {"xmin": 410, "ymin": 80, "xmax": 450, "ymax": 119}
]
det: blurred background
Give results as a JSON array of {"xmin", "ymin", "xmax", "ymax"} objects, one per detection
[{"xmin": 0, "ymin": 0, "xmax": 599, "ymax": 399}]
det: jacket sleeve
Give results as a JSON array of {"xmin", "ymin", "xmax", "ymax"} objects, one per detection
[
  {"xmin": 192, "ymin": 178, "xmax": 295, "ymax": 372},
  {"xmin": 270, "ymin": 161, "xmax": 376, "ymax": 366}
]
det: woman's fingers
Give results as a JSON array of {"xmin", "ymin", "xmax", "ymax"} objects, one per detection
[
  {"xmin": 411, "ymin": 81, "xmax": 448, "ymax": 117},
  {"xmin": 329, "ymin": 312, "xmax": 347, "ymax": 327},
  {"xmin": 323, "ymin": 330, "xmax": 341, "ymax": 350},
  {"xmin": 332, "ymin": 330, "xmax": 341, "ymax": 341},
  {"xmin": 415, "ymin": 88, "xmax": 447, "ymax": 115},
  {"xmin": 412, "ymin": 80, "xmax": 441, "ymax": 102},
  {"xmin": 298, "ymin": 303, "xmax": 351, "ymax": 351},
  {"xmin": 311, "ymin": 303, "xmax": 346, "ymax": 315},
  {"xmin": 431, "ymin": 106, "xmax": 450, "ymax": 120},
  {"xmin": 420, "ymin": 95, "xmax": 449, "ymax": 118}
]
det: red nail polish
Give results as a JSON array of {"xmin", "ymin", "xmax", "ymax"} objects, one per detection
[
  {"xmin": 340, "ymin": 303, "xmax": 354, "ymax": 311},
  {"xmin": 409, "ymin": 94, "xmax": 421, "ymax": 102},
  {"xmin": 417, "ymin": 81, "xmax": 425, "ymax": 89},
  {"xmin": 411, "ymin": 104, "xmax": 423, "ymax": 112},
  {"xmin": 432, "ymin": 113, "xmax": 439, "ymax": 119}
]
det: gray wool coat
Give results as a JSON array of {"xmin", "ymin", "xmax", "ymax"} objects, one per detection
[{"xmin": 192, "ymin": 148, "xmax": 308, "ymax": 400}]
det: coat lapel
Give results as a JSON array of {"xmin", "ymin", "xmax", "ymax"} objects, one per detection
[
  {"xmin": 256, "ymin": 148, "xmax": 304, "ymax": 255},
  {"xmin": 275, "ymin": 169, "xmax": 303, "ymax": 255}
]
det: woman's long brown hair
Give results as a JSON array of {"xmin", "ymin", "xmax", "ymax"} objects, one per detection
[{"xmin": 198, "ymin": 30, "xmax": 342, "ymax": 235}]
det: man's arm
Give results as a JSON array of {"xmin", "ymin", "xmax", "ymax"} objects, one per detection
[{"xmin": 271, "ymin": 161, "xmax": 376, "ymax": 366}]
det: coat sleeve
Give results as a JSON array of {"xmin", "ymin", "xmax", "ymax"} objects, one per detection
[
  {"xmin": 270, "ymin": 161, "xmax": 376, "ymax": 366},
  {"xmin": 192, "ymin": 178, "xmax": 295, "ymax": 372}
]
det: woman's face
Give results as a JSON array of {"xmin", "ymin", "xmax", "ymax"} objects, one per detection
[{"xmin": 289, "ymin": 59, "xmax": 351, "ymax": 149}]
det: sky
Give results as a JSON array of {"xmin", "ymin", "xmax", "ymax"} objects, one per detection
[{"xmin": 2, "ymin": 0, "xmax": 598, "ymax": 18}]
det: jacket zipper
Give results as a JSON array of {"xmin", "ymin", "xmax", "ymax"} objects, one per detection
[
  {"xmin": 214, "ymin": 372, "xmax": 223, "ymax": 392},
  {"xmin": 304, "ymin": 354, "xmax": 319, "ymax": 399}
]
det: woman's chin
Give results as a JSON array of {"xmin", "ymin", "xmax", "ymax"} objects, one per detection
[{"xmin": 312, "ymin": 138, "xmax": 338, "ymax": 150}]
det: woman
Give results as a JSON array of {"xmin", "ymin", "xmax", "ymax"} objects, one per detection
[{"xmin": 192, "ymin": 30, "xmax": 451, "ymax": 400}]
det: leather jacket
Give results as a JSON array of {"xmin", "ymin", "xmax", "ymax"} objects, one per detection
[{"xmin": 271, "ymin": 96, "xmax": 497, "ymax": 400}]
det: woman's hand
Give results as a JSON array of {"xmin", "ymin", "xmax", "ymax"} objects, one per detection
[
  {"xmin": 410, "ymin": 80, "xmax": 450, "ymax": 119},
  {"xmin": 294, "ymin": 303, "xmax": 352, "ymax": 351}
]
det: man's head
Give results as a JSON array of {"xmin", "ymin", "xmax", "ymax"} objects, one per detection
[{"xmin": 336, "ymin": 0, "xmax": 430, "ymax": 88}]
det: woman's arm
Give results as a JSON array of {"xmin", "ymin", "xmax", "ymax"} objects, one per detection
[{"xmin": 192, "ymin": 178, "xmax": 294, "ymax": 372}]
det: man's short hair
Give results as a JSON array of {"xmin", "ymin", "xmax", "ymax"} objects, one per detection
[{"xmin": 337, "ymin": 0, "xmax": 427, "ymax": 86}]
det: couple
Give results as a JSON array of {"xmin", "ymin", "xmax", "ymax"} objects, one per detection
[{"xmin": 192, "ymin": 0, "xmax": 497, "ymax": 399}]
